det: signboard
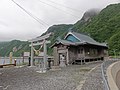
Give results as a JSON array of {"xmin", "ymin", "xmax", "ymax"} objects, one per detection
[{"xmin": 24, "ymin": 52, "xmax": 30, "ymax": 57}]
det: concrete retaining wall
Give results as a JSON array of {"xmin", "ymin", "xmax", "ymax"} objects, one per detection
[{"xmin": 107, "ymin": 61, "xmax": 120, "ymax": 90}]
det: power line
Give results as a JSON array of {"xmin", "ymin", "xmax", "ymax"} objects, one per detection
[
  {"xmin": 38, "ymin": 0, "xmax": 80, "ymax": 18},
  {"xmin": 47, "ymin": 0, "xmax": 81, "ymax": 13},
  {"xmin": 11, "ymin": 0, "xmax": 49, "ymax": 27}
]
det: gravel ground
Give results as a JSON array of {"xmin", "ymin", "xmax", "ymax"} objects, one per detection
[
  {"xmin": 81, "ymin": 65, "xmax": 104, "ymax": 90},
  {"xmin": 102, "ymin": 60, "xmax": 117, "ymax": 76},
  {"xmin": 0, "ymin": 61, "xmax": 102, "ymax": 90},
  {"xmin": 81, "ymin": 60, "xmax": 119, "ymax": 90}
]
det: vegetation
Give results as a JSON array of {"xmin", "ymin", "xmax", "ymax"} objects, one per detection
[
  {"xmin": 43, "ymin": 24, "xmax": 73, "ymax": 55},
  {"xmin": 74, "ymin": 3, "xmax": 120, "ymax": 55},
  {"xmin": 0, "ymin": 3, "xmax": 120, "ymax": 56},
  {"xmin": 74, "ymin": 4, "xmax": 120, "ymax": 43},
  {"xmin": 0, "ymin": 40, "xmax": 29, "ymax": 57}
]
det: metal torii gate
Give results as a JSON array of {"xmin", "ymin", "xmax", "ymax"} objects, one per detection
[{"xmin": 28, "ymin": 33, "xmax": 51, "ymax": 71}]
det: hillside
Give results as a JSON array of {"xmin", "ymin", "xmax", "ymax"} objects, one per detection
[
  {"xmin": 73, "ymin": 3, "xmax": 120, "ymax": 55},
  {"xmin": 0, "ymin": 40, "xmax": 29, "ymax": 57},
  {"xmin": 0, "ymin": 25, "xmax": 73, "ymax": 57},
  {"xmin": 46, "ymin": 3, "xmax": 120, "ymax": 55},
  {"xmin": 0, "ymin": 3, "xmax": 120, "ymax": 56},
  {"xmin": 43, "ymin": 24, "xmax": 73, "ymax": 54},
  {"xmin": 44, "ymin": 24, "xmax": 73, "ymax": 43},
  {"xmin": 74, "ymin": 4, "xmax": 120, "ymax": 42}
]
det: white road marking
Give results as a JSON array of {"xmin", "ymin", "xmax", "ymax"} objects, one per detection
[
  {"xmin": 36, "ymin": 70, "xmax": 46, "ymax": 73},
  {"xmin": 0, "ymin": 85, "xmax": 11, "ymax": 90},
  {"xmin": 15, "ymin": 66, "xmax": 24, "ymax": 68},
  {"xmin": 75, "ymin": 64, "xmax": 100, "ymax": 90},
  {"xmin": 3, "ymin": 85, "xmax": 10, "ymax": 90}
]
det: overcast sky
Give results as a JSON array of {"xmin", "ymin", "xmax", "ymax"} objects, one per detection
[{"xmin": 0, "ymin": 0, "xmax": 119, "ymax": 41}]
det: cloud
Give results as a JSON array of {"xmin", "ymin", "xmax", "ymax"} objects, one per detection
[{"xmin": 0, "ymin": 0, "xmax": 119, "ymax": 41}]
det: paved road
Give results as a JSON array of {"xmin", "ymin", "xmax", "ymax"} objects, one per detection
[
  {"xmin": 0, "ymin": 61, "xmax": 102, "ymax": 90},
  {"xmin": 116, "ymin": 70, "xmax": 120, "ymax": 89}
]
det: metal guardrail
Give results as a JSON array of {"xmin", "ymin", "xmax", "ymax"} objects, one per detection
[
  {"xmin": 101, "ymin": 62, "xmax": 110, "ymax": 90},
  {"xmin": 101, "ymin": 59, "xmax": 119, "ymax": 90}
]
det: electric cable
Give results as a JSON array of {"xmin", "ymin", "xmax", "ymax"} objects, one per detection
[
  {"xmin": 11, "ymin": 0, "xmax": 49, "ymax": 27},
  {"xmin": 47, "ymin": 0, "xmax": 81, "ymax": 13},
  {"xmin": 38, "ymin": 0, "xmax": 80, "ymax": 18}
]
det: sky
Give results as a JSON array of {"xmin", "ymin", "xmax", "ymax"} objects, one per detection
[{"xmin": 0, "ymin": 0, "xmax": 119, "ymax": 41}]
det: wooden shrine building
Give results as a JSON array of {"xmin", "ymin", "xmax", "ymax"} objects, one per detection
[{"xmin": 52, "ymin": 31, "xmax": 108, "ymax": 66}]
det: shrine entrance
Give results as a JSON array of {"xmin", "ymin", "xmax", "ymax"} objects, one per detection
[{"xmin": 29, "ymin": 33, "xmax": 51, "ymax": 73}]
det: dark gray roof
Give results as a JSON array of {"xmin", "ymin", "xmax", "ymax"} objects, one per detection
[
  {"xmin": 71, "ymin": 32, "xmax": 107, "ymax": 47},
  {"xmin": 52, "ymin": 31, "xmax": 107, "ymax": 48},
  {"xmin": 72, "ymin": 32, "xmax": 97, "ymax": 43},
  {"xmin": 50, "ymin": 39, "xmax": 75, "ymax": 48},
  {"xmin": 57, "ymin": 39, "xmax": 75, "ymax": 45}
]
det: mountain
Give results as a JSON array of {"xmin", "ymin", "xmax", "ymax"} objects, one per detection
[
  {"xmin": 43, "ymin": 24, "xmax": 73, "ymax": 54},
  {"xmin": 75, "ymin": 4, "xmax": 120, "ymax": 42},
  {"xmin": 46, "ymin": 3, "xmax": 120, "ymax": 55},
  {"xmin": 0, "ymin": 25, "xmax": 73, "ymax": 57},
  {"xmin": 0, "ymin": 40, "xmax": 29, "ymax": 57},
  {"xmin": 73, "ymin": 3, "xmax": 120, "ymax": 55},
  {"xmin": 0, "ymin": 3, "xmax": 120, "ymax": 56}
]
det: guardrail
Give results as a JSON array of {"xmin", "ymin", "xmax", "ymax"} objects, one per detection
[
  {"xmin": 101, "ymin": 60, "xmax": 118, "ymax": 90},
  {"xmin": 101, "ymin": 62, "xmax": 110, "ymax": 90}
]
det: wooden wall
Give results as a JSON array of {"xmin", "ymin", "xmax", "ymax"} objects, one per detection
[
  {"xmin": 54, "ymin": 44, "xmax": 108, "ymax": 65},
  {"xmin": 68, "ymin": 46, "xmax": 77, "ymax": 64}
]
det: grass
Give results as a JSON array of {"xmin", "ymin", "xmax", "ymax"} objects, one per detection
[{"xmin": 109, "ymin": 55, "xmax": 120, "ymax": 58}]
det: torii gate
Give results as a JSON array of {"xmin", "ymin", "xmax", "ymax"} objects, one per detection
[{"xmin": 29, "ymin": 33, "xmax": 51, "ymax": 71}]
